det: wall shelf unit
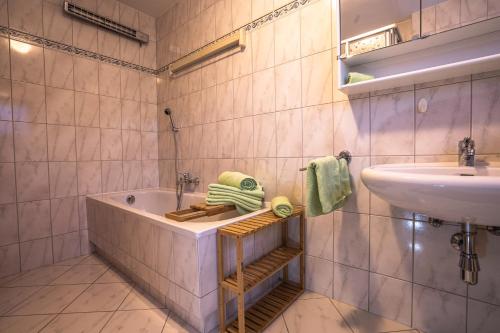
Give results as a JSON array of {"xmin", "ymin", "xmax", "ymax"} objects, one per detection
[
  {"xmin": 337, "ymin": 8, "xmax": 500, "ymax": 94},
  {"xmin": 217, "ymin": 207, "xmax": 305, "ymax": 333}
]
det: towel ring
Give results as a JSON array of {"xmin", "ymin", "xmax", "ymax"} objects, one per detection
[{"xmin": 298, "ymin": 150, "xmax": 352, "ymax": 171}]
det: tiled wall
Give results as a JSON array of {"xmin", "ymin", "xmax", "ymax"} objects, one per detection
[
  {"xmin": 0, "ymin": 0, "xmax": 159, "ymax": 277},
  {"xmin": 155, "ymin": 0, "xmax": 500, "ymax": 332}
]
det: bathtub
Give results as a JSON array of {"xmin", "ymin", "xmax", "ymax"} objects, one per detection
[
  {"xmin": 86, "ymin": 188, "xmax": 286, "ymax": 333},
  {"xmin": 90, "ymin": 188, "xmax": 270, "ymax": 239}
]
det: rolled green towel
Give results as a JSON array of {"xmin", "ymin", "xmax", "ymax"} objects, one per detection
[
  {"xmin": 218, "ymin": 171, "xmax": 258, "ymax": 190},
  {"xmin": 306, "ymin": 156, "xmax": 352, "ymax": 217},
  {"xmin": 346, "ymin": 72, "xmax": 374, "ymax": 84},
  {"xmin": 271, "ymin": 196, "xmax": 293, "ymax": 218}
]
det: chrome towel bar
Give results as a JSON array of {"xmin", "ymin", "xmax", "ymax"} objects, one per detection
[{"xmin": 299, "ymin": 151, "xmax": 352, "ymax": 171}]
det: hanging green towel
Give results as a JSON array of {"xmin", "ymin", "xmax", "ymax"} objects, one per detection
[
  {"xmin": 306, "ymin": 156, "xmax": 351, "ymax": 217},
  {"xmin": 346, "ymin": 72, "xmax": 374, "ymax": 84},
  {"xmin": 271, "ymin": 196, "xmax": 293, "ymax": 218},
  {"xmin": 218, "ymin": 171, "xmax": 258, "ymax": 190}
]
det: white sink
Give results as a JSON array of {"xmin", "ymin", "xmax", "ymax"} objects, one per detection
[{"xmin": 361, "ymin": 163, "xmax": 500, "ymax": 227}]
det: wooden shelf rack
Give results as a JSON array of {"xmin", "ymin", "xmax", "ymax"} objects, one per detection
[{"xmin": 217, "ymin": 207, "xmax": 305, "ymax": 333}]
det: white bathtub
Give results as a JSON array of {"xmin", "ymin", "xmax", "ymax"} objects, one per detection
[
  {"xmin": 86, "ymin": 188, "xmax": 279, "ymax": 333},
  {"xmin": 90, "ymin": 188, "xmax": 270, "ymax": 239}
]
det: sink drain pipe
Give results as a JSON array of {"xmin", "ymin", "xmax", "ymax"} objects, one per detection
[
  {"xmin": 431, "ymin": 219, "xmax": 500, "ymax": 285},
  {"xmin": 451, "ymin": 223, "xmax": 479, "ymax": 285},
  {"xmin": 459, "ymin": 223, "xmax": 479, "ymax": 285}
]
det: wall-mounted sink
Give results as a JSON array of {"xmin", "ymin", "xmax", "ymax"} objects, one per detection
[{"xmin": 361, "ymin": 163, "xmax": 500, "ymax": 227}]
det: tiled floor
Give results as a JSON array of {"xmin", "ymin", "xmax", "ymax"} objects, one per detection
[{"xmin": 0, "ymin": 254, "xmax": 421, "ymax": 333}]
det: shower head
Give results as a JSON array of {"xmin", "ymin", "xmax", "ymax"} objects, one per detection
[{"xmin": 164, "ymin": 108, "xmax": 179, "ymax": 132}]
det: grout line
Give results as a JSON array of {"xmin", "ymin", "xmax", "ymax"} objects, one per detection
[
  {"xmin": 410, "ymin": 212, "xmax": 415, "ymax": 327},
  {"xmin": 469, "ymin": 74, "xmax": 473, "ymax": 139},
  {"xmin": 280, "ymin": 314, "xmax": 291, "ymax": 333},
  {"xmin": 328, "ymin": 298, "xmax": 355, "ymax": 333},
  {"xmin": 98, "ymin": 280, "xmax": 135, "ymax": 333},
  {"xmin": 39, "ymin": 5, "xmax": 57, "ymax": 267}
]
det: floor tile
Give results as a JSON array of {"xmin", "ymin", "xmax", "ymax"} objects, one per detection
[
  {"xmin": 50, "ymin": 265, "xmax": 108, "ymax": 285},
  {"xmin": 102, "ymin": 309, "xmax": 168, "ymax": 333},
  {"xmin": 161, "ymin": 313, "xmax": 197, "ymax": 333},
  {"xmin": 0, "ymin": 314, "xmax": 55, "ymax": 333},
  {"xmin": 6, "ymin": 265, "xmax": 71, "ymax": 287},
  {"xmin": 40, "ymin": 312, "xmax": 113, "ymax": 333},
  {"xmin": 119, "ymin": 287, "xmax": 164, "ymax": 310},
  {"xmin": 299, "ymin": 290, "xmax": 328, "ymax": 300},
  {"xmin": 53, "ymin": 255, "xmax": 88, "ymax": 266},
  {"xmin": 263, "ymin": 314, "xmax": 288, "ymax": 333},
  {"xmin": 63, "ymin": 283, "xmax": 132, "ymax": 313},
  {"xmin": 7, "ymin": 284, "xmax": 89, "ymax": 315},
  {"xmin": 332, "ymin": 299, "xmax": 412, "ymax": 333},
  {"xmin": 283, "ymin": 298, "xmax": 352, "ymax": 333},
  {"xmin": 0, "ymin": 273, "xmax": 22, "ymax": 287},
  {"xmin": 0, "ymin": 286, "xmax": 41, "ymax": 315},
  {"xmin": 94, "ymin": 267, "xmax": 131, "ymax": 284},
  {"xmin": 78, "ymin": 254, "xmax": 109, "ymax": 266}
]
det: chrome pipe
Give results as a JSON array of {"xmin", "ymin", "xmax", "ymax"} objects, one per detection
[{"xmin": 459, "ymin": 223, "xmax": 479, "ymax": 285}]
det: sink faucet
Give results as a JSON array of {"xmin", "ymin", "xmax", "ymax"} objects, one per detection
[{"xmin": 459, "ymin": 137, "xmax": 475, "ymax": 167}]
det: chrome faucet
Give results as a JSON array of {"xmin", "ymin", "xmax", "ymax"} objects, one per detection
[
  {"xmin": 178, "ymin": 172, "xmax": 200, "ymax": 186},
  {"xmin": 459, "ymin": 137, "xmax": 475, "ymax": 167}
]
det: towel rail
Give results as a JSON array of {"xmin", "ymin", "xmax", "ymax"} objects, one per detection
[{"xmin": 298, "ymin": 150, "xmax": 352, "ymax": 171}]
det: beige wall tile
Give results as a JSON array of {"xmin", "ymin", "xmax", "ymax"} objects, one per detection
[
  {"xmin": 301, "ymin": 50, "xmax": 333, "ymax": 107},
  {"xmin": 275, "ymin": 60, "xmax": 302, "ymax": 111},
  {"xmin": 9, "ymin": 82, "xmax": 47, "ymax": 123}
]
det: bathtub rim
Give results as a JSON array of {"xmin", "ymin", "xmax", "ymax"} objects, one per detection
[{"xmin": 86, "ymin": 188, "xmax": 271, "ymax": 239}]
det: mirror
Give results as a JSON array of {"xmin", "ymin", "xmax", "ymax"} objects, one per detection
[{"xmin": 339, "ymin": 0, "xmax": 421, "ymax": 58}]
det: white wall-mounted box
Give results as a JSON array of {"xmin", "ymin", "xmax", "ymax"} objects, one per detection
[{"xmin": 336, "ymin": 1, "xmax": 500, "ymax": 95}]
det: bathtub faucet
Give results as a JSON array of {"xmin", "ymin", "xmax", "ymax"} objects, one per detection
[
  {"xmin": 459, "ymin": 137, "xmax": 475, "ymax": 167},
  {"xmin": 178, "ymin": 172, "xmax": 200, "ymax": 186}
]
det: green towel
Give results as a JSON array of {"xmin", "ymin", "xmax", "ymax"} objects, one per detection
[
  {"xmin": 346, "ymin": 72, "xmax": 374, "ymax": 84},
  {"xmin": 218, "ymin": 171, "xmax": 258, "ymax": 190},
  {"xmin": 208, "ymin": 184, "xmax": 264, "ymax": 199},
  {"xmin": 306, "ymin": 156, "xmax": 351, "ymax": 217},
  {"xmin": 206, "ymin": 183, "xmax": 264, "ymax": 214},
  {"xmin": 271, "ymin": 196, "xmax": 293, "ymax": 218}
]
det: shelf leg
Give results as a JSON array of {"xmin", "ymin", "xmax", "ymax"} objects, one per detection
[
  {"xmin": 217, "ymin": 233, "xmax": 225, "ymax": 333},
  {"xmin": 282, "ymin": 220, "xmax": 289, "ymax": 283},
  {"xmin": 236, "ymin": 236, "xmax": 245, "ymax": 333},
  {"xmin": 300, "ymin": 212, "xmax": 305, "ymax": 289}
]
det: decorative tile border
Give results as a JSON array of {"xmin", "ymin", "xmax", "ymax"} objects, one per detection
[
  {"xmin": 0, "ymin": 25, "xmax": 157, "ymax": 75},
  {"xmin": 0, "ymin": 0, "xmax": 313, "ymax": 76},
  {"xmin": 244, "ymin": 0, "xmax": 311, "ymax": 32}
]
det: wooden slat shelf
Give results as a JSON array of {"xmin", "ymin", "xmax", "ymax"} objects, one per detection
[
  {"xmin": 225, "ymin": 282, "xmax": 303, "ymax": 333},
  {"xmin": 218, "ymin": 207, "xmax": 304, "ymax": 238},
  {"xmin": 221, "ymin": 247, "xmax": 302, "ymax": 292},
  {"xmin": 217, "ymin": 207, "xmax": 305, "ymax": 333}
]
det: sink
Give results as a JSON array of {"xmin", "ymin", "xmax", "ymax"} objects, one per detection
[{"xmin": 361, "ymin": 163, "xmax": 500, "ymax": 227}]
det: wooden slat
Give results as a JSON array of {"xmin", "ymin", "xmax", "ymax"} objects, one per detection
[
  {"xmin": 236, "ymin": 237, "xmax": 245, "ymax": 333},
  {"xmin": 217, "ymin": 233, "xmax": 226, "ymax": 333},
  {"xmin": 221, "ymin": 247, "xmax": 302, "ymax": 293},
  {"xmin": 218, "ymin": 207, "xmax": 304, "ymax": 238},
  {"xmin": 225, "ymin": 282, "xmax": 303, "ymax": 333},
  {"xmin": 221, "ymin": 225, "xmax": 248, "ymax": 234}
]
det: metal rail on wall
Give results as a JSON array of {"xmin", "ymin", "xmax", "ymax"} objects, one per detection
[{"xmin": 168, "ymin": 28, "xmax": 246, "ymax": 76}]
